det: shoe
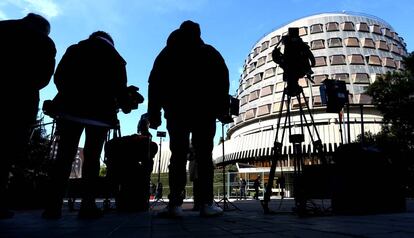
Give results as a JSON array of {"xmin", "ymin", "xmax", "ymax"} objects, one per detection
[
  {"xmin": 41, "ymin": 208, "xmax": 62, "ymax": 219},
  {"xmin": 78, "ymin": 205, "xmax": 103, "ymax": 219},
  {"xmin": 200, "ymin": 203, "xmax": 223, "ymax": 217},
  {"xmin": 157, "ymin": 205, "xmax": 183, "ymax": 218},
  {"xmin": 0, "ymin": 209, "xmax": 14, "ymax": 219}
]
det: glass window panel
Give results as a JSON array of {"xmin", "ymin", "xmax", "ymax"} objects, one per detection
[
  {"xmin": 257, "ymin": 104, "xmax": 271, "ymax": 116},
  {"xmin": 253, "ymin": 73, "xmax": 263, "ymax": 84},
  {"xmin": 366, "ymin": 55, "xmax": 382, "ymax": 66},
  {"xmin": 311, "ymin": 39, "xmax": 325, "ymax": 50},
  {"xmin": 348, "ymin": 54, "xmax": 365, "ymax": 65},
  {"xmin": 357, "ymin": 22, "xmax": 369, "ymax": 32},
  {"xmin": 328, "ymin": 38, "xmax": 342, "ymax": 47},
  {"xmin": 351, "ymin": 73, "xmax": 370, "ymax": 83},
  {"xmin": 344, "ymin": 37, "xmax": 359, "ymax": 47},
  {"xmin": 326, "ymin": 22, "xmax": 339, "ymax": 31},
  {"xmin": 299, "ymin": 27, "xmax": 308, "ymax": 36},
  {"xmin": 257, "ymin": 56, "xmax": 266, "ymax": 67},
  {"xmin": 310, "ymin": 24, "xmax": 323, "ymax": 34},
  {"xmin": 371, "ymin": 24, "xmax": 382, "ymax": 34},
  {"xmin": 261, "ymin": 41, "xmax": 269, "ymax": 52},
  {"xmin": 248, "ymin": 90, "xmax": 260, "ymax": 102},
  {"xmin": 245, "ymin": 108, "xmax": 256, "ymax": 120},
  {"xmin": 330, "ymin": 55, "xmax": 346, "ymax": 65},
  {"xmin": 382, "ymin": 57, "xmax": 396, "ymax": 68},
  {"xmin": 261, "ymin": 85, "xmax": 273, "ymax": 97},
  {"xmin": 264, "ymin": 67, "xmax": 276, "ymax": 79},
  {"xmin": 341, "ymin": 21, "xmax": 355, "ymax": 31},
  {"xmin": 313, "ymin": 74, "xmax": 328, "ymax": 85},
  {"xmin": 270, "ymin": 35, "xmax": 280, "ymax": 46},
  {"xmin": 314, "ymin": 56, "xmax": 327, "ymax": 67},
  {"xmin": 362, "ymin": 38, "xmax": 375, "ymax": 48},
  {"xmin": 376, "ymin": 40, "xmax": 389, "ymax": 51}
]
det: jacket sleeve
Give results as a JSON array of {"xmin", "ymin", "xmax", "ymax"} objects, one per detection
[
  {"xmin": 147, "ymin": 50, "xmax": 167, "ymax": 114},
  {"xmin": 30, "ymin": 36, "xmax": 56, "ymax": 90}
]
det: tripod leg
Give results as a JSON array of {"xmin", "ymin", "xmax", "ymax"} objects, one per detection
[{"xmin": 262, "ymin": 89, "xmax": 288, "ymax": 214}]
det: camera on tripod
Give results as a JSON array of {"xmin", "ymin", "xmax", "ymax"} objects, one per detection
[{"xmin": 271, "ymin": 27, "xmax": 316, "ymax": 95}]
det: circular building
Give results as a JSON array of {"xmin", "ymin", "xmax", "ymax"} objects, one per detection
[{"xmin": 212, "ymin": 12, "xmax": 408, "ymax": 176}]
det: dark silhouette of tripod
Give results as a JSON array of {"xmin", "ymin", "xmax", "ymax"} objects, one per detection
[
  {"xmin": 261, "ymin": 83, "xmax": 324, "ymax": 215},
  {"xmin": 150, "ymin": 132, "xmax": 167, "ymax": 209},
  {"xmin": 215, "ymin": 123, "xmax": 240, "ymax": 211}
]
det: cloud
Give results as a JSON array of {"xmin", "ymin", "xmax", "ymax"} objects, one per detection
[{"xmin": 6, "ymin": 0, "xmax": 60, "ymax": 18}]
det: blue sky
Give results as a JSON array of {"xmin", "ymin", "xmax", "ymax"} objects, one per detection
[{"xmin": 1, "ymin": 0, "xmax": 413, "ymax": 145}]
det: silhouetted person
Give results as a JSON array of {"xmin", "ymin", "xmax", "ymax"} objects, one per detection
[
  {"xmin": 0, "ymin": 13, "xmax": 56, "ymax": 219},
  {"xmin": 253, "ymin": 175, "xmax": 261, "ymax": 200},
  {"xmin": 272, "ymin": 27, "xmax": 315, "ymax": 95},
  {"xmin": 239, "ymin": 178, "xmax": 247, "ymax": 200},
  {"xmin": 104, "ymin": 113, "xmax": 157, "ymax": 212},
  {"xmin": 42, "ymin": 31, "xmax": 136, "ymax": 219},
  {"xmin": 147, "ymin": 20, "xmax": 230, "ymax": 217}
]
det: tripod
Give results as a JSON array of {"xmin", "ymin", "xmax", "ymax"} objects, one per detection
[
  {"xmin": 150, "ymin": 131, "xmax": 167, "ymax": 209},
  {"xmin": 261, "ymin": 83, "xmax": 324, "ymax": 215},
  {"xmin": 215, "ymin": 122, "xmax": 240, "ymax": 211}
]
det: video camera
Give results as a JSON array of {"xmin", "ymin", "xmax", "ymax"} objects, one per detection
[
  {"xmin": 272, "ymin": 27, "xmax": 315, "ymax": 89},
  {"xmin": 219, "ymin": 95, "xmax": 240, "ymax": 124},
  {"xmin": 118, "ymin": 85, "xmax": 144, "ymax": 114}
]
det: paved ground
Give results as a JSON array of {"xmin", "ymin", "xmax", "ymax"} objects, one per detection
[{"xmin": 1, "ymin": 198, "xmax": 414, "ymax": 238}]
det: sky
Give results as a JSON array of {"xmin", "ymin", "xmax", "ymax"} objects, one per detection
[{"xmin": 1, "ymin": 0, "xmax": 413, "ymax": 146}]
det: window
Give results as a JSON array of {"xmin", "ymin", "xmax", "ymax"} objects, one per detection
[
  {"xmin": 314, "ymin": 56, "xmax": 327, "ymax": 67},
  {"xmin": 344, "ymin": 37, "xmax": 359, "ymax": 47},
  {"xmin": 328, "ymin": 38, "xmax": 342, "ymax": 47},
  {"xmin": 310, "ymin": 24, "xmax": 323, "ymax": 34},
  {"xmin": 244, "ymin": 108, "xmax": 256, "ymax": 120},
  {"xmin": 326, "ymin": 22, "xmax": 339, "ymax": 31},
  {"xmin": 299, "ymin": 27, "xmax": 308, "ymax": 36},
  {"xmin": 366, "ymin": 55, "xmax": 382, "ymax": 66},
  {"xmin": 257, "ymin": 56, "xmax": 266, "ymax": 68},
  {"xmin": 253, "ymin": 46, "xmax": 261, "ymax": 57},
  {"xmin": 267, "ymin": 52, "xmax": 273, "ymax": 62},
  {"xmin": 245, "ymin": 77, "xmax": 253, "ymax": 89},
  {"xmin": 389, "ymin": 43, "xmax": 400, "ymax": 54},
  {"xmin": 273, "ymin": 101, "xmax": 287, "ymax": 112},
  {"xmin": 257, "ymin": 104, "xmax": 271, "ymax": 116},
  {"xmin": 341, "ymin": 21, "xmax": 355, "ymax": 31},
  {"xmin": 382, "ymin": 57, "xmax": 396, "ymax": 68},
  {"xmin": 382, "ymin": 28, "xmax": 393, "ymax": 38},
  {"xmin": 362, "ymin": 38, "xmax": 375, "ymax": 48},
  {"xmin": 261, "ymin": 41, "xmax": 270, "ymax": 52},
  {"xmin": 292, "ymin": 96, "xmax": 308, "ymax": 109},
  {"xmin": 351, "ymin": 73, "xmax": 370, "ymax": 83},
  {"xmin": 348, "ymin": 54, "xmax": 365, "ymax": 65},
  {"xmin": 249, "ymin": 62, "xmax": 256, "ymax": 73},
  {"xmin": 371, "ymin": 24, "xmax": 382, "ymax": 34},
  {"xmin": 264, "ymin": 67, "xmax": 276, "ymax": 79},
  {"xmin": 330, "ymin": 55, "xmax": 346, "ymax": 65},
  {"xmin": 313, "ymin": 74, "xmax": 328, "ymax": 85},
  {"xmin": 298, "ymin": 78, "xmax": 308, "ymax": 87},
  {"xmin": 248, "ymin": 90, "xmax": 260, "ymax": 102},
  {"xmin": 270, "ymin": 35, "xmax": 280, "ymax": 46},
  {"xmin": 311, "ymin": 39, "xmax": 325, "ymax": 50},
  {"xmin": 240, "ymin": 95, "xmax": 249, "ymax": 106},
  {"xmin": 253, "ymin": 73, "xmax": 263, "ymax": 84},
  {"xmin": 275, "ymin": 82, "xmax": 284, "ymax": 92},
  {"xmin": 376, "ymin": 40, "xmax": 389, "ymax": 51},
  {"xmin": 395, "ymin": 60, "xmax": 404, "ymax": 70},
  {"xmin": 357, "ymin": 22, "xmax": 369, "ymax": 32},
  {"xmin": 261, "ymin": 85, "xmax": 274, "ymax": 97}
]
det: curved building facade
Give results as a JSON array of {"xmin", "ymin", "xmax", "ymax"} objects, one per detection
[{"xmin": 212, "ymin": 12, "xmax": 408, "ymax": 166}]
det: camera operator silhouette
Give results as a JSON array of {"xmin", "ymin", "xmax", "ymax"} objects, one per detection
[
  {"xmin": 0, "ymin": 13, "xmax": 56, "ymax": 219},
  {"xmin": 272, "ymin": 27, "xmax": 315, "ymax": 96},
  {"xmin": 147, "ymin": 20, "xmax": 230, "ymax": 217},
  {"xmin": 42, "ymin": 31, "xmax": 143, "ymax": 219},
  {"xmin": 104, "ymin": 113, "xmax": 158, "ymax": 212}
]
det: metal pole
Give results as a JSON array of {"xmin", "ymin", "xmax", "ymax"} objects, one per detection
[{"xmin": 360, "ymin": 104, "xmax": 364, "ymax": 146}]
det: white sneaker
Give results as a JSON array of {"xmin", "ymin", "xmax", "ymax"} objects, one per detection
[
  {"xmin": 200, "ymin": 203, "xmax": 223, "ymax": 217},
  {"xmin": 158, "ymin": 205, "xmax": 183, "ymax": 218}
]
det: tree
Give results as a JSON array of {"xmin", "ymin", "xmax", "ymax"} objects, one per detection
[
  {"xmin": 365, "ymin": 52, "xmax": 414, "ymax": 197},
  {"xmin": 366, "ymin": 52, "xmax": 414, "ymax": 151}
]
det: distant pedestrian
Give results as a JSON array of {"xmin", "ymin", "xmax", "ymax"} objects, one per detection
[
  {"xmin": 253, "ymin": 175, "xmax": 261, "ymax": 200},
  {"xmin": 239, "ymin": 178, "xmax": 247, "ymax": 200}
]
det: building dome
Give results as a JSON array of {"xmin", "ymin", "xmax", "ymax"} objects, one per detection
[{"xmin": 213, "ymin": 12, "xmax": 408, "ymax": 165}]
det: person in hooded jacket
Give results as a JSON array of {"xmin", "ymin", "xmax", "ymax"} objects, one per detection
[
  {"xmin": 147, "ymin": 20, "xmax": 230, "ymax": 217},
  {"xmin": 42, "ymin": 31, "xmax": 133, "ymax": 219},
  {"xmin": 0, "ymin": 13, "xmax": 56, "ymax": 219}
]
